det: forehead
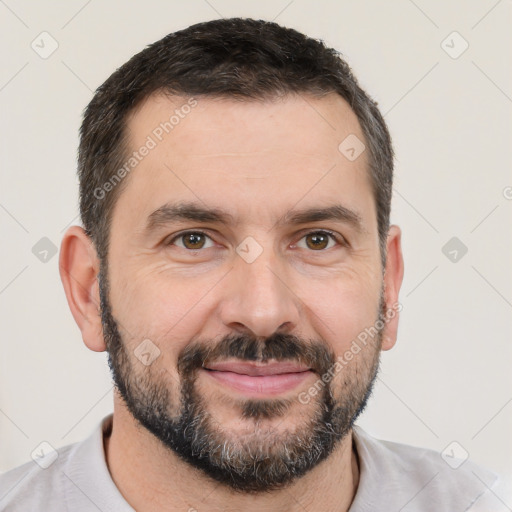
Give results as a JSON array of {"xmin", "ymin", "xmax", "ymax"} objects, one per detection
[
  {"xmin": 112, "ymin": 92, "xmax": 374, "ymax": 231},
  {"xmin": 127, "ymin": 91, "xmax": 365, "ymax": 160}
]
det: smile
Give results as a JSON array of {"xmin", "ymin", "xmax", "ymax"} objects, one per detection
[{"xmin": 201, "ymin": 361, "xmax": 314, "ymax": 396}]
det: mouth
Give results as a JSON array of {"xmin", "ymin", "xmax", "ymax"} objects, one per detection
[{"xmin": 201, "ymin": 360, "xmax": 314, "ymax": 396}]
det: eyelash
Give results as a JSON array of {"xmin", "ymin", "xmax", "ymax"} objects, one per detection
[{"xmin": 166, "ymin": 230, "xmax": 346, "ymax": 251}]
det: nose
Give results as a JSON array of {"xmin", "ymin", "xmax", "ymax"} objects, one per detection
[{"xmin": 218, "ymin": 251, "xmax": 302, "ymax": 338}]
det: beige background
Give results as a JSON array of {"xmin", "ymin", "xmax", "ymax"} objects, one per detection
[{"xmin": 1, "ymin": 0, "xmax": 511, "ymax": 486}]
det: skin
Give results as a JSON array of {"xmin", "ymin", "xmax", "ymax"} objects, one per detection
[{"xmin": 59, "ymin": 92, "xmax": 404, "ymax": 511}]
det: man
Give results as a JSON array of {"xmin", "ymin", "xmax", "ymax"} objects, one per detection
[{"xmin": 0, "ymin": 17, "xmax": 502, "ymax": 511}]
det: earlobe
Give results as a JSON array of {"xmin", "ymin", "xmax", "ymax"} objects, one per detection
[
  {"xmin": 59, "ymin": 226, "xmax": 106, "ymax": 352},
  {"xmin": 381, "ymin": 225, "xmax": 405, "ymax": 351}
]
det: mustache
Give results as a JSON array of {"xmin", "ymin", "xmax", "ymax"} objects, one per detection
[{"xmin": 177, "ymin": 332, "xmax": 336, "ymax": 377}]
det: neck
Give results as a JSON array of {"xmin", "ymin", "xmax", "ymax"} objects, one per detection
[{"xmin": 104, "ymin": 399, "xmax": 359, "ymax": 512}]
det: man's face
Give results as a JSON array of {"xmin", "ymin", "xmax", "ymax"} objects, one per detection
[{"xmin": 101, "ymin": 93, "xmax": 388, "ymax": 491}]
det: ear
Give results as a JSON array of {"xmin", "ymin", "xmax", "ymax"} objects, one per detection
[
  {"xmin": 59, "ymin": 226, "xmax": 106, "ymax": 352},
  {"xmin": 381, "ymin": 225, "xmax": 404, "ymax": 351}
]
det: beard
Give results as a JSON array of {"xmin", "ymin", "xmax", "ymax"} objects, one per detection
[{"xmin": 98, "ymin": 262, "xmax": 384, "ymax": 493}]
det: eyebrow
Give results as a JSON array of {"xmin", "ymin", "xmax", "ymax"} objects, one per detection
[{"xmin": 145, "ymin": 201, "xmax": 366, "ymax": 234}]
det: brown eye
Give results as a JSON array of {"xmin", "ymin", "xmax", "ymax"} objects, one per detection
[
  {"xmin": 305, "ymin": 232, "xmax": 329, "ymax": 250},
  {"xmin": 170, "ymin": 231, "xmax": 214, "ymax": 250},
  {"xmin": 183, "ymin": 233, "xmax": 205, "ymax": 249},
  {"xmin": 296, "ymin": 231, "xmax": 339, "ymax": 251}
]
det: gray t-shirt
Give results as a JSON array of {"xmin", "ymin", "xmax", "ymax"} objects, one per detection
[{"xmin": 0, "ymin": 414, "xmax": 506, "ymax": 511}]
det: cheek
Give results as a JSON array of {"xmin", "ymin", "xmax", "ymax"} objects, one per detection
[
  {"xmin": 301, "ymin": 274, "xmax": 381, "ymax": 353},
  {"xmin": 108, "ymin": 264, "xmax": 218, "ymax": 354}
]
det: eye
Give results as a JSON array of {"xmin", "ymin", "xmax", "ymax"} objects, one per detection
[
  {"xmin": 295, "ymin": 230, "xmax": 341, "ymax": 251},
  {"xmin": 168, "ymin": 231, "xmax": 215, "ymax": 250}
]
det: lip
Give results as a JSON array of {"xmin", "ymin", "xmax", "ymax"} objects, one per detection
[
  {"xmin": 204, "ymin": 361, "xmax": 311, "ymax": 376},
  {"xmin": 201, "ymin": 361, "xmax": 313, "ymax": 396}
]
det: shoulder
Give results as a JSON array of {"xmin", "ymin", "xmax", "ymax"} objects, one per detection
[
  {"xmin": 0, "ymin": 442, "xmax": 79, "ymax": 511},
  {"xmin": 350, "ymin": 425, "xmax": 504, "ymax": 511},
  {"xmin": 0, "ymin": 414, "xmax": 130, "ymax": 512}
]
